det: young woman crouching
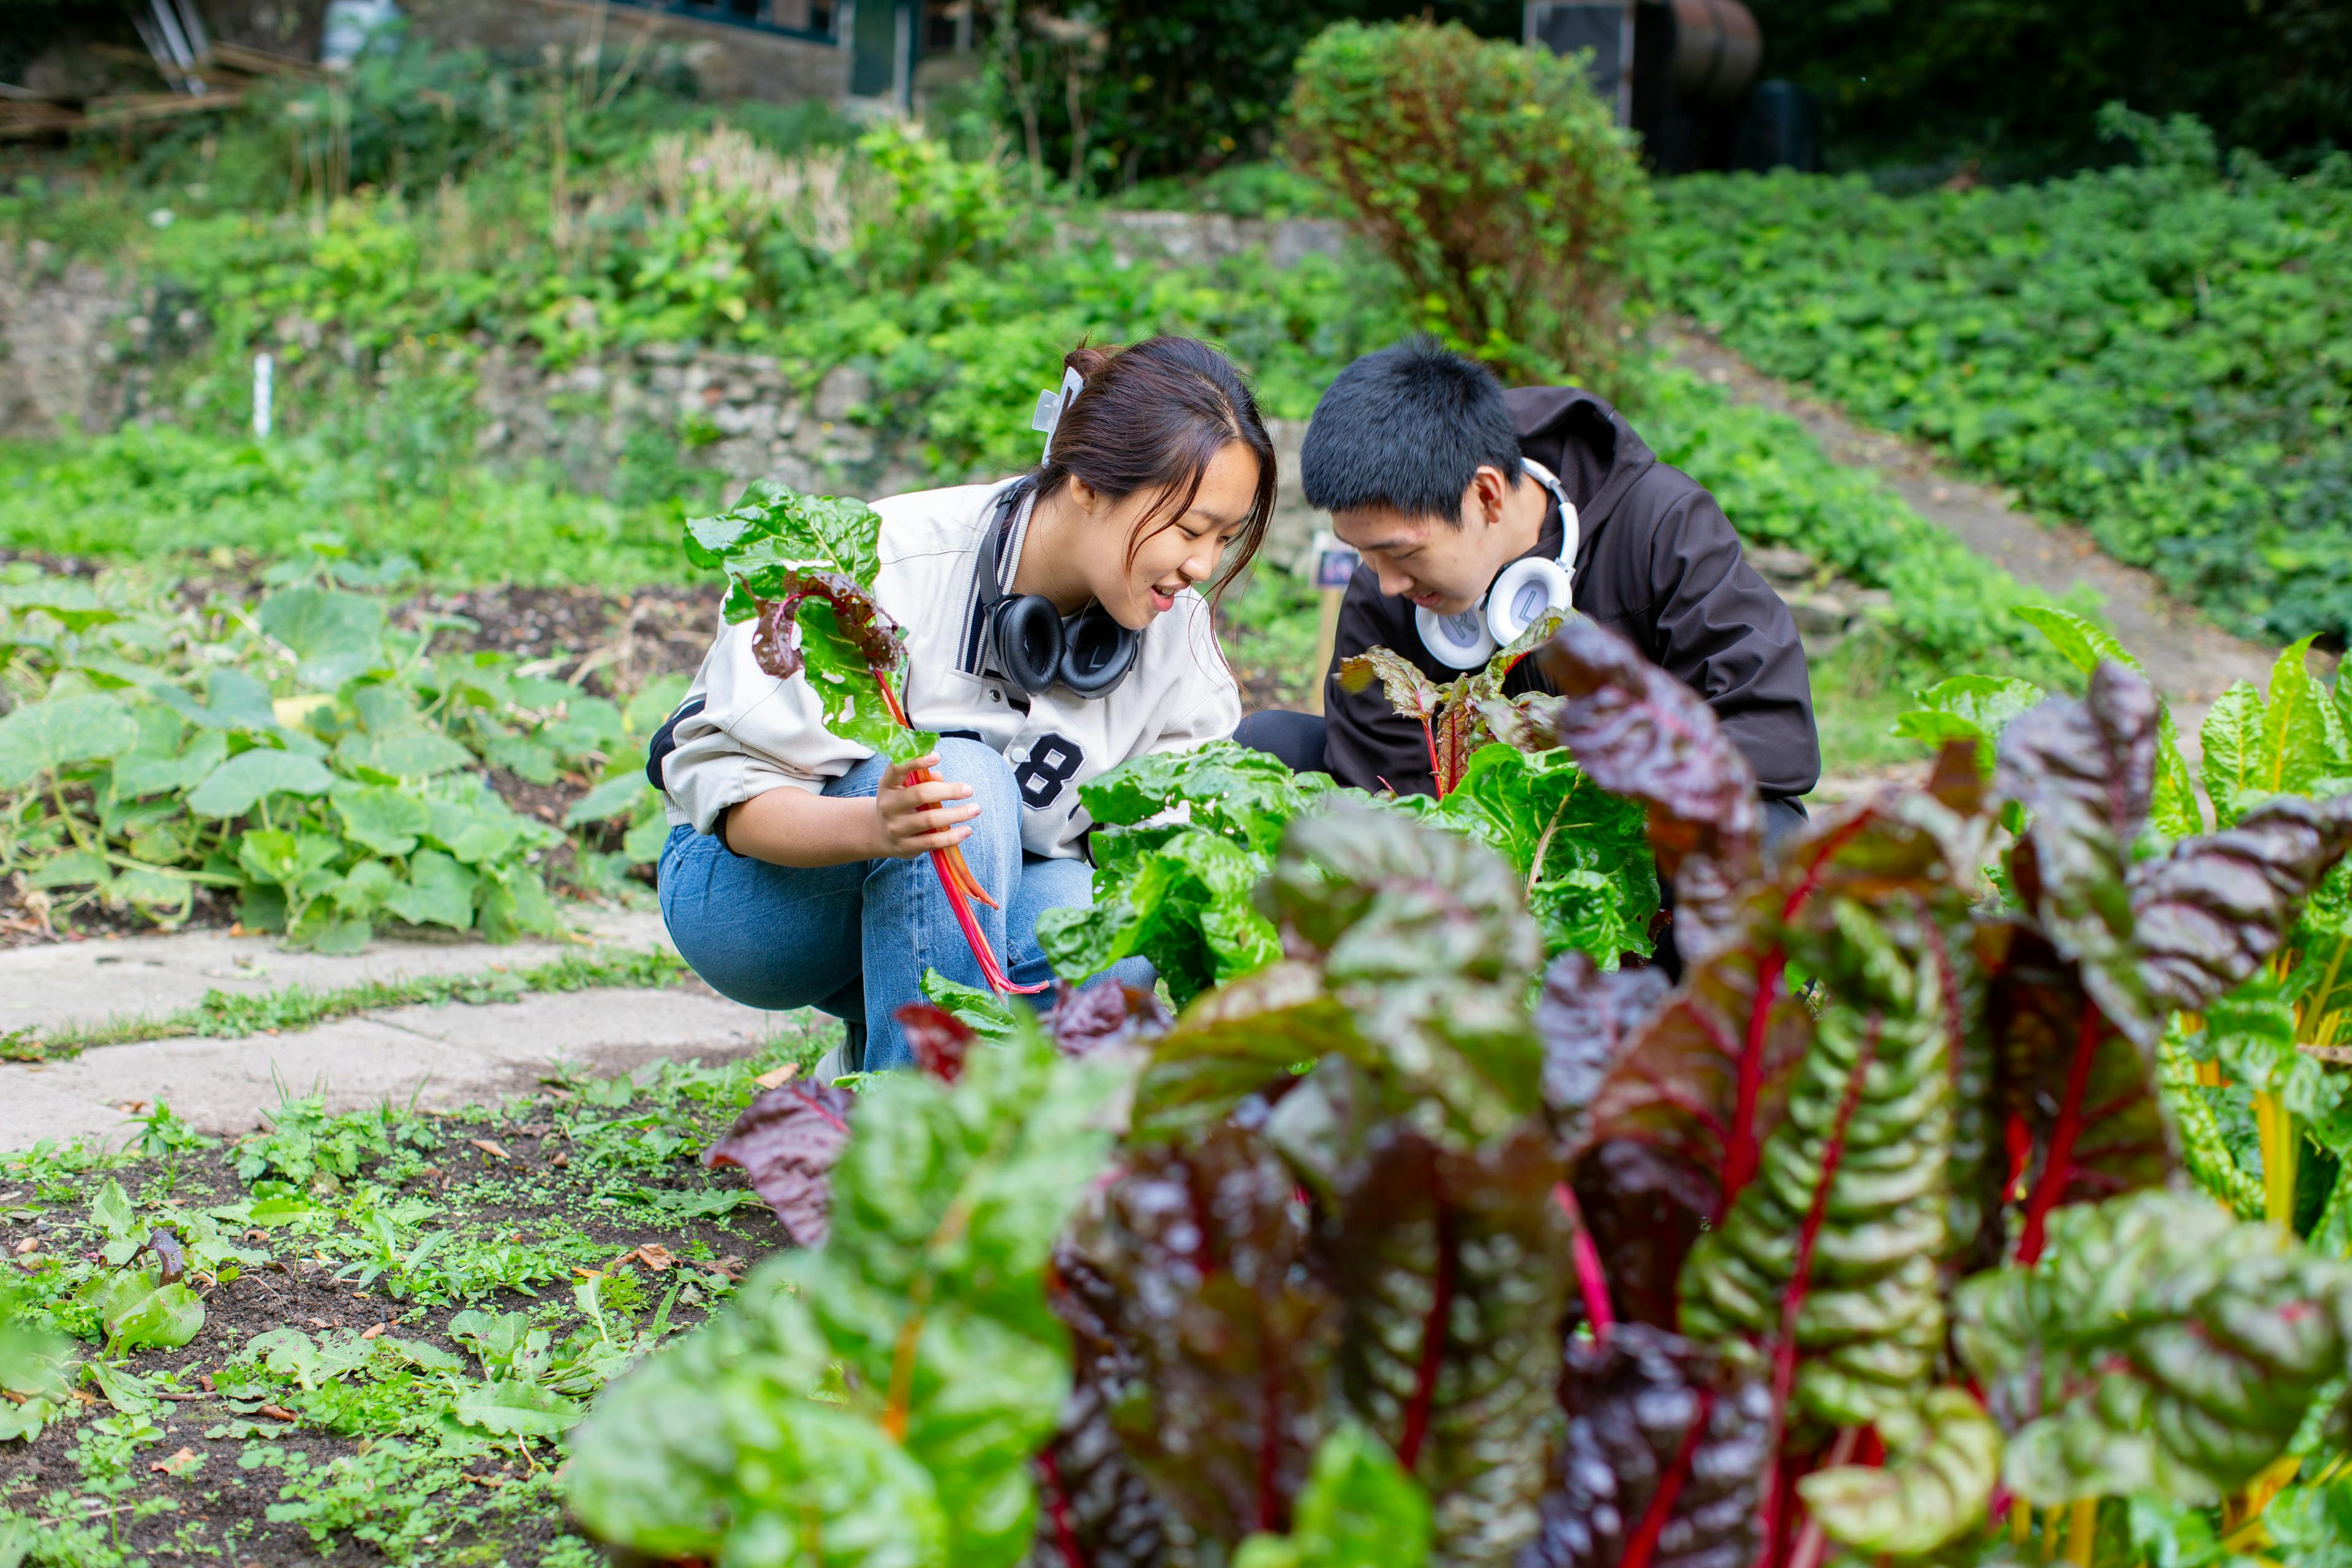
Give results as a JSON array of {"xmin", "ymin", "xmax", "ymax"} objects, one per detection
[{"xmin": 650, "ymin": 336, "xmax": 1274, "ymax": 1071}]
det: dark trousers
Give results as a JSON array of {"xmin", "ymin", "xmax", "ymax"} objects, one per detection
[{"xmin": 1233, "ymin": 709, "xmax": 1330, "ymax": 776}]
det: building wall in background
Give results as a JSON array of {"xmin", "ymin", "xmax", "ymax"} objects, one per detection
[{"xmin": 399, "ymin": 0, "xmax": 850, "ymax": 103}]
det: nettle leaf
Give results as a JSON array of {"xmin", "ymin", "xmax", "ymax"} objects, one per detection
[
  {"xmin": 1039, "ymin": 826, "xmax": 1281, "ymax": 1008},
  {"xmin": 255, "ymin": 587, "xmax": 385, "ymax": 691},
  {"xmin": 1231, "ymin": 1424, "xmax": 1433, "ymax": 1568},
  {"xmin": 1521, "ymin": 1323, "xmax": 1773, "ymax": 1568},
  {"xmin": 1436, "ymin": 744, "xmax": 1657, "ymax": 963},
  {"xmin": 187, "ymin": 747, "xmax": 334, "ymax": 818},
  {"xmin": 1678, "ymin": 895, "xmax": 1957, "ymax": 1430},
  {"xmin": 1796, "ymin": 1387, "xmax": 2000, "ymax": 1558},
  {"xmin": 1956, "ymin": 1190, "xmax": 2352, "ymax": 1507},
  {"xmin": 1080, "ymin": 740, "xmax": 1337, "ymax": 859},
  {"xmin": 1997, "ymin": 662, "xmax": 2162, "ymax": 1043},
  {"xmin": 1071, "ymin": 1123, "xmax": 1340, "ymax": 1544},
  {"xmin": 702, "ymin": 1079, "xmax": 857, "ymax": 1248},
  {"xmin": 0, "ymin": 692, "xmax": 140, "ymax": 788},
  {"xmin": 1534, "ymin": 616, "xmax": 1760, "ymax": 964},
  {"xmin": 2130, "ymin": 793, "xmax": 2352, "ymax": 1014},
  {"xmin": 1891, "ymin": 673, "xmax": 2045, "ymax": 777},
  {"xmin": 1321, "ymin": 1125, "xmax": 1569, "ymax": 1567}
]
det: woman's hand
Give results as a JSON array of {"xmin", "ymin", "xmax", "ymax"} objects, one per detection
[{"xmin": 872, "ymin": 753, "xmax": 979, "ymax": 859}]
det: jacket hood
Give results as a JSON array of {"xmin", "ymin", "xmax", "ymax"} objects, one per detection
[{"xmin": 1506, "ymin": 385, "xmax": 1659, "ymax": 537}]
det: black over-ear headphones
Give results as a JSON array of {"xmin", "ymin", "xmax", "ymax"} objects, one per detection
[{"xmin": 977, "ymin": 487, "xmax": 1140, "ymax": 699}]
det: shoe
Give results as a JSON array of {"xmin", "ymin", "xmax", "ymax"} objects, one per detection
[{"xmin": 812, "ymin": 1019, "xmax": 868, "ymax": 1082}]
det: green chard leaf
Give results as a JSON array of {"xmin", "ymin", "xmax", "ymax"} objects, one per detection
[
  {"xmin": 1434, "ymin": 744, "xmax": 1656, "ymax": 963},
  {"xmin": 1956, "ymin": 1189, "xmax": 2352, "ymax": 1507},
  {"xmin": 1232, "ymin": 1425, "xmax": 1433, "ymax": 1568},
  {"xmin": 1038, "ymin": 824, "xmax": 1281, "ymax": 1008},
  {"xmin": 1796, "ymin": 1387, "xmax": 2001, "ymax": 1556},
  {"xmin": 1891, "ymin": 673, "xmax": 2045, "ymax": 778}
]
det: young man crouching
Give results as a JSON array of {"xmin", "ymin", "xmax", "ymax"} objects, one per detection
[{"xmin": 1237, "ymin": 337, "xmax": 1820, "ymax": 848}]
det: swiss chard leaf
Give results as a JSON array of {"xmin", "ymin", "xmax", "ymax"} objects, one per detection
[
  {"xmin": 1320, "ymin": 1125, "xmax": 1569, "ymax": 1567},
  {"xmin": 1034, "ymin": 1244, "xmax": 1180, "ymax": 1568},
  {"xmin": 2015, "ymin": 603, "xmax": 2201, "ymax": 840},
  {"xmin": 1996, "ymin": 662, "xmax": 2163, "ymax": 1044},
  {"xmin": 1795, "ymin": 1387, "xmax": 2000, "ymax": 1558},
  {"xmin": 1079, "ymin": 740, "xmax": 1338, "ymax": 859},
  {"xmin": 1039, "ymin": 824, "xmax": 1282, "ymax": 1008},
  {"xmin": 1521, "ymin": 1323, "xmax": 1773, "ymax": 1568},
  {"xmin": 1956, "ymin": 1189, "xmax": 2352, "ymax": 1507},
  {"xmin": 1891, "ymin": 673, "xmax": 2046, "ymax": 778},
  {"xmin": 1534, "ymin": 616, "xmax": 1760, "ymax": 964},
  {"xmin": 2128, "ymin": 793, "xmax": 2352, "ymax": 1016},
  {"xmin": 1231, "ymin": 1424, "xmax": 1433, "ymax": 1568},
  {"xmin": 1435, "ymin": 744, "xmax": 1657, "ymax": 963},
  {"xmin": 1069, "ymin": 1123, "xmax": 1340, "ymax": 1545},
  {"xmin": 701, "ymin": 1079, "xmax": 857, "ymax": 1248}
]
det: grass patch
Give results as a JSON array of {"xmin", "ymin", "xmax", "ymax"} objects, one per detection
[{"xmin": 29, "ymin": 945, "xmax": 688, "ymax": 1058}]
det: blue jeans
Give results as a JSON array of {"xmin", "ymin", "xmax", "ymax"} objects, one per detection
[{"xmin": 657, "ymin": 739, "xmax": 1149, "ymax": 1071}]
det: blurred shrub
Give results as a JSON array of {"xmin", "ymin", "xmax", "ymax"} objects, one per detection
[{"xmin": 1284, "ymin": 21, "xmax": 1650, "ymax": 393}]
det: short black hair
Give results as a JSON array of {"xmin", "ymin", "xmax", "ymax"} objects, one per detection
[{"xmin": 1299, "ymin": 337, "xmax": 1523, "ymax": 522}]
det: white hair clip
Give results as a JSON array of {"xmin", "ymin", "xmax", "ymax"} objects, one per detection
[{"xmin": 1031, "ymin": 366, "xmax": 1086, "ymax": 461}]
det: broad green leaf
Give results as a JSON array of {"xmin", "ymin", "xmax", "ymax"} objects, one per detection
[
  {"xmin": 113, "ymin": 726, "xmax": 228, "ymax": 799},
  {"xmin": 799, "ymin": 600, "xmax": 934, "ymax": 763},
  {"xmin": 2264, "ymin": 635, "xmax": 2345, "ymax": 800},
  {"xmin": 334, "ymin": 726, "xmax": 475, "ymax": 778},
  {"xmin": 685, "ymin": 480, "xmax": 883, "ymax": 590},
  {"xmin": 384, "ymin": 849, "xmax": 478, "ymax": 930},
  {"xmin": 1956, "ymin": 1190, "xmax": 2352, "ymax": 1506},
  {"xmin": 187, "ymin": 748, "xmax": 333, "ymax": 817},
  {"xmin": 25, "ymin": 849, "xmax": 110, "ymax": 890},
  {"xmin": 0, "ymin": 693, "xmax": 139, "ymax": 787},
  {"xmin": 86, "ymin": 1270, "xmax": 205, "ymax": 1351},
  {"xmin": 454, "ymin": 1378, "xmax": 581, "ymax": 1438},
  {"xmin": 1436, "ymin": 744, "xmax": 1655, "ymax": 960},
  {"xmin": 565, "ymin": 773, "xmax": 655, "ymax": 827},
  {"xmin": 1232, "ymin": 1424, "xmax": 1433, "ymax": 1568},
  {"xmin": 1079, "ymin": 740, "xmax": 1336, "ymax": 856},
  {"xmin": 235, "ymin": 829, "xmax": 339, "ymax": 890},
  {"xmin": 2202, "ymin": 683, "xmax": 2270, "ymax": 828},
  {"xmin": 622, "ymin": 812, "xmax": 671, "ymax": 864},
  {"xmin": 255, "ymin": 587, "xmax": 385, "ymax": 690},
  {"xmin": 89, "ymin": 1179, "xmax": 138, "ymax": 1244},
  {"xmin": 1037, "ymin": 826, "xmax": 1280, "ymax": 1008},
  {"xmin": 1893, "ymin": 673, "xmax": 2046, "ymax": 777},
  {"xmin": 1798, "ymin": 1388, "xmax": 2001, "ymax": 1556},
  {"xmin": 334, "ymin": 785, "xmax": 429, "ymax": 857}
]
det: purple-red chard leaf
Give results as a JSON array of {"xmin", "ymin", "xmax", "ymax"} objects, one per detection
[
  {"xmin": 1677, "ymin": 894, "xmax": 1957, "ymax": 1433},
  {"xmin": 1957, "ymin": 1190, "xmax": 2352, "ymax": 1507},
  {"xmin": 897, "ymin": 1002, "xmax": 976, "ymax": 1084},
  {"xmin": 701, "ymin": 1079, "xmax": 856, "ymax": 1248},
  {"xmin": 1535, "ymin": 951, "xmax": 1673, "ymax": 1157},
  {"xmin": 1320, "ymin": 1125, "xmax": 1570, "ymax": 1567},
  {"xmin": 1047, "ymin": 979, "xmax": 1173, "ymax": 1058},
  {"xmin": 1989, "ymin": 927, "xmax": 2179, "ymax": 1265},
  {"xmin": 1995, "ymin": 662, "xmax": 2162, "ymax": 1042},
  {"xmin": 2128, "ymin": 793, "xmax": 2352, "ymax": 1014},
  {"xmin": 1522, "ymin": 1323, "xmax": 1773, "ymax": 1568},
  {"xmin": 1033, "ymin": 1246, "xmax": 1180, "ymax": 1568},
  {"xmin": 1070, "ymin": 1125, "xmax": 1340, "ymax": 1544},
  {"xmin": 1534, "ymin": 616, "xmax": 1761, "ymax": 963}
]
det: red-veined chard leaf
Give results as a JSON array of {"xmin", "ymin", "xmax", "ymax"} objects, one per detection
[
  {"xmin": 1677, "ymin": 894, "xmax": 1958, "ymax": 1431},
  {"xmin": 1795, "ymin": 1387, "xmax": 2000, "ymax": 1558},
  {"xmin": 897, "ymin": 1001, "xmax": 977, "ymax": 1083},
  {"xmin": 1533, "ymin": 616, "xmax": 1760, "ymax": 965},
  {"xmin": 1995, "ymin": 662, "xmax": 2162, "ymax": 1042},
  {"xmin": 1034, "ymin": 1245, "xmax": 1179, "ymax": 1568},
  {"xmin": 2013, "ymin": 603, "xmax": 2203, "ymax": 840},
  {"xmin": 701, "ymin": 1079, "xmax": 857, "ymax": 1248},
  {"xmin": 1069, "ymin": 1123, "xmax": 1340, "ymax": 1545},
  {"xmin": 1521, "ymin": 1323, "xmax": 1773, "ymax": 1568},
  {"xmin": 1319, "ymin": 1123, "xmax": 1570, "ymax": 1568},
  {"xmin": 1956, "ymin": 1189, "xmax": 2352, "ymax": 1507},
  {"xmin": 1045, "ymin": 978, "xmax": 1173, "ymax": 1057},
  {"xmin": 2127, "ymin": 793, "xmax": 2352, "ymax": 1015}
]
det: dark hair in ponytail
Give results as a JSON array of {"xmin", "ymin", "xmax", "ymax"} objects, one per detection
[{"xmin": 1030, "ymin": 335, "xmax": 1278, "ymax": 600}]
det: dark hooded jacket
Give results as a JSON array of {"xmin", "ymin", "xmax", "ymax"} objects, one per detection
[{"xmin": 1321, "ymin": 386, "xmax": 1822, "ymax": 810}]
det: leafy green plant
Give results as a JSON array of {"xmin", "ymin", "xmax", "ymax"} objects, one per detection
[
  {"xmin": 1659, "ymin": 132, "xmax": 2352, "ymax": 645},
  {"xmin": 575, "ymin": 613, "xmax": 2352, "ymax": 1568},
  {"xmin": 1284, "ymin": 20, "xmax": 1649, "ymax": 390}
]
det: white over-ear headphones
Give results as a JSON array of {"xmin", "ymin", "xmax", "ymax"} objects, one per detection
[{"xmin": 1413, "ymin": 458, "xmax": 1580, "ymax": 670}]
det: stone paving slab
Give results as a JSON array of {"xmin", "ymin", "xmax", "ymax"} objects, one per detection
[
  {"xmin": 0, "ymin": 907, "xmax": 670, "ymax": 1037},
  {"xmin": 0, "ymin": 988, "xmax": 808, "ymax": 1152}
]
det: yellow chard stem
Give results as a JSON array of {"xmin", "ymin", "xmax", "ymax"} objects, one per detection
[
  {"xmin": 2065, "ymin": 1498, "xmax": 2098, "ymax": 1567},
  {"xmin": 2257, "ymin": 1089, "xmax": 2298, "ymax": 1230}
]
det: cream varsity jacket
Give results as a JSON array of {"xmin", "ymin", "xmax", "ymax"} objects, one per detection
[{"xmin": 659, "ymin": 478, "xmax": 1243, "ymax": 860}]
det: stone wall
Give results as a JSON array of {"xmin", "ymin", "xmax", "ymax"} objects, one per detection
[{"xmin": 401, "ymin": 0, "xmax": 850, "ymax": 105}]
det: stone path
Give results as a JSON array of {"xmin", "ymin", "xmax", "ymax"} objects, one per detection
[
  {"xmin": 1665, "ymin": 327, "xmax": 2305, "ymax": 748},
  {"xmin": 0, "ymin": 908, "xmax": 809, "ymax": 1153}
]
